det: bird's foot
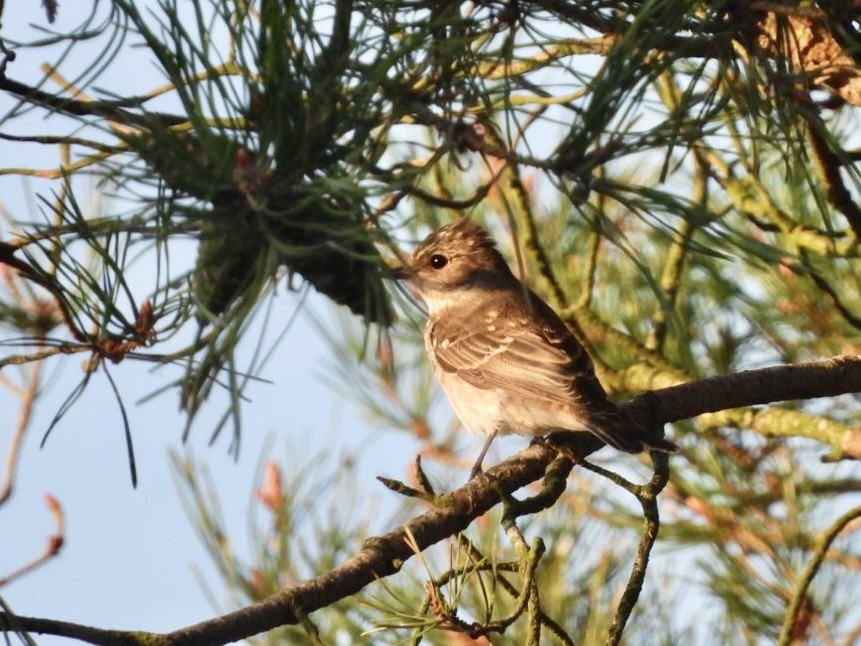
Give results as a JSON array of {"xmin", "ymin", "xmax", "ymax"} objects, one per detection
[{"xmin": 468, "ymin": 463, "xmax": 486, "ymax": 481}]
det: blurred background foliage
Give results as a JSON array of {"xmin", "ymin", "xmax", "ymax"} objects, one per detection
[{"xmin": 3, "ymin": 0, "xmax": 861, "ymax": 643}]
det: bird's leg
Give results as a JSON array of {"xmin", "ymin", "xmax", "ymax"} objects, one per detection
[{"xmin": 469, "ymin": 429, "xmax": 498, "ymax": 480}]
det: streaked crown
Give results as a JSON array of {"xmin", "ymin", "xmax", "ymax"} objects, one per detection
[{"xmin": 405, "ymin": 220, "xmax": 514, "ymax": 300}]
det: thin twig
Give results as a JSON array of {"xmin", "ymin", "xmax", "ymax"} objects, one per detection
[
  {"xmin": 0, "ymin": 494, "xmax": 65, "ymax": 587},
  {"xmin": 0, "ymin": 343, "xmax": 44, "ymax": 505},
  {"xmin": 777, "ymin": 504, "xmax": 861, "ymax": 646},
  {"xmin": 605, "ymin": 453, "xmax": 670, "ymax": 644}
]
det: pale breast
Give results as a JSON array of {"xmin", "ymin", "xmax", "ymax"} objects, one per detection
[
  {"xmin": 435, "ymin": 368, "xmax": 506, "ymax": 436},
  {"xmin": 424, "ymin": 326, "xmax": 502, "ymax": 436},
  {"xmin": 433, "ymin": 363, "xmax": 591, "ymax": 437}
]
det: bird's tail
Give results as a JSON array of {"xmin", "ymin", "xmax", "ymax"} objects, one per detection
[
  {"xmin": 587, "ymin": 406, "xmax": 677, "ymax": 454},
  {"xmin": 641, "ymin": 434, "xmax": 678, "ymax": 453}
]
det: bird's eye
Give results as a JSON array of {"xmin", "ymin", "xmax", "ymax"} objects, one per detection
[{"xmin": 430, "ymin": 254, "xmax": 449, "ymax": 269}]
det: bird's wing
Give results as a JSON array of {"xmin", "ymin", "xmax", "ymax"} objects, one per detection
[
  {"xmin": 428, "ymin": 296, "xmax": 665, "ymax": 453},
  {"xmin": 428, "ymin": 300, "xmax": 605, "ymax": 408}
]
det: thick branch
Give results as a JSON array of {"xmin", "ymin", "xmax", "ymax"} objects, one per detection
[
  {"xmin": 641, "ymin": 354, "xmax": 861, "ymax": 423},
  {"xmin": 4, "ymin": 354, "xmax": 861, "ymax": 645}
]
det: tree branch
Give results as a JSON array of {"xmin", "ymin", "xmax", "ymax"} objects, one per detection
[
  {"xmin": 638, "ymin": 353, "xmax": 861, "ymax": 435},
  {"xmin": 3, "ymin": 353, "xmax": 861, "ymax": 644},
  {"xmin": 0, "ymin": 77, "xmax": 185, "ymax": 128}
]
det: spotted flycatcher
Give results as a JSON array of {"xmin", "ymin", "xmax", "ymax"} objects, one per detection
[{"xmin": 394, "ymin": 219, "xmax": 676, "ymax": 478}]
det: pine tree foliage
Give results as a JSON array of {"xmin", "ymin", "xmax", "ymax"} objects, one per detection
[{"xmin": 2, "ymin": 1, "xmax": 861, "ymax": 644}]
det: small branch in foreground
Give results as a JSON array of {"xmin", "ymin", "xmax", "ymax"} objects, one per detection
[{"xmin": 606, "ymin": 452, "xmax": 670, "ymax": 645}]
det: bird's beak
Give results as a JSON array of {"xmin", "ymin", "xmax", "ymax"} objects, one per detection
[
  {"xmin": 386, "ymin": 265, "xmax": 412, "ymax": 281},
  {"xmin": 386, "ymin": 263, "xmax": 423, "ymax": 303}
]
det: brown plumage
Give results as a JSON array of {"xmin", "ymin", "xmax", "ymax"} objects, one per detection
[{"xmin": 396, "ymin": 219, "xmax": 676, "ymax": 476}]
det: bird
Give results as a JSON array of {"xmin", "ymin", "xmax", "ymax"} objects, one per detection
[{"xmin": 393, "ymin": 219, "xmax": 676, "ymax": 478}]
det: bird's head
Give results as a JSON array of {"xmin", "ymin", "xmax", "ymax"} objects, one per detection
[{"xmin": 392, "ymin": 220, "xmax": 514, "ymax": 313}]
